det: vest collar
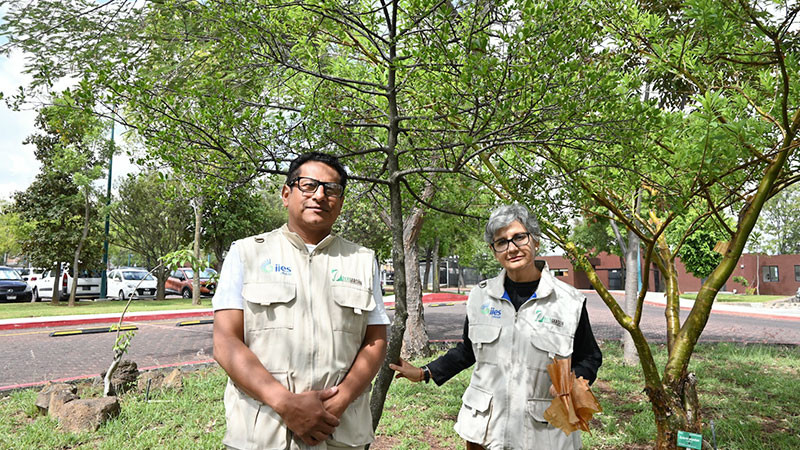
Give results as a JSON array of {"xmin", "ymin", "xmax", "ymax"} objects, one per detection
[
  {"xmin": 279, "ymin": 224, "xmax": 337, "ymax": 253},
  {"xmin": 486, "ymin": 260, "xmax": 556, "ymax": 301}
]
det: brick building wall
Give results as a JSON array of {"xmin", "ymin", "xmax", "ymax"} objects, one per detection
[{"xmin": 539, "ymin": 252, "xmax": 800, "ymax": 296}]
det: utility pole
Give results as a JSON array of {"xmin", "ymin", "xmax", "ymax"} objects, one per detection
[{"xmin": 99, "ymin": 117, "xmax": 115, "ymax": 299}]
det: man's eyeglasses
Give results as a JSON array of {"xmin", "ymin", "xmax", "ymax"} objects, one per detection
[
  {"xmin": 287, "ymin": 177, "xmax": 345, "ymax": 198},
  {"xmin": 490, "ymin": 232, "xmax": 532, "ymax": 253}
]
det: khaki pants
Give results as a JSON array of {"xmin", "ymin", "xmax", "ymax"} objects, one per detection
[{"xmin": 466, "ymin": 442, "xmax": 485, "ymax": 450}]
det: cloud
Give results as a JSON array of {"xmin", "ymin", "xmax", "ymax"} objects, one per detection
[
  {"xmin": 0, "ymin": 49, "xmax": 139, "ymax": 202},
  {"xmin": 0, "ymin": 49, "xmax": 39, "ymax": 201}
]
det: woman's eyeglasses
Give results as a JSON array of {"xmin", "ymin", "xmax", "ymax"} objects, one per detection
[{"xmin": 490, "ymin": 232, "xmax": 531, "ymax": 253}]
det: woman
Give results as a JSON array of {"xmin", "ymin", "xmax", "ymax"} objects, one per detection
[{"xmin": 390, "ymin": 204, "xmax": 602, "ymax": 449}]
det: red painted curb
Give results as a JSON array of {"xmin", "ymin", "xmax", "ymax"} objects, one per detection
[
  {"xmin": 0, "ymin": 310, "xmax": 214, "ymax": 331},
  {"xmin": 383, "ymin": 292, "xmax": 468, "ymax": 307},
  {"xmin": 423, "ymin": 292, "xmax": 468, "ymax": 302}
]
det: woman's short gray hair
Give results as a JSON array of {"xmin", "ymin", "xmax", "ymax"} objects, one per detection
[{"xmin": 484, "ymin": 204, "xmax": 541, "ymax": 244}]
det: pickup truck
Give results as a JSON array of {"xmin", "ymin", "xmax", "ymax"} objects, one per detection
[{"xmin": 33, "ymin": 265, "xmax": 102, "ymax": 302}]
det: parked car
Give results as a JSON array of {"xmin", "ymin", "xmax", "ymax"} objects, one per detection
[
  {"xmin": 795, "ymin": 287, "xmax": 800, "ymax": 303},
  {"xmin": 0, "ymin": 266, "xmax": 33, "ymax": 302},
  {"xmin": 33, "ymin": 265, "xmax": 103, "ymax": 301},
  {"xmin": 166, "ymin": 267, "xmax": 217, "ymax": 298},
  {"xmin": 108, "ymin": 268, "xmax": 157, "ymax": 300},
  {"xmin": 18, "ymin": 267, "xmax": 45, "ymax": 289}
]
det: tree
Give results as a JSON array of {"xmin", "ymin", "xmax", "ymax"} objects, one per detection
[
  {"xmin": 0, "ymin": 0, "xmax": 668, "ymax": 435},
  {"xmin": 111, "ymin": 171, "xmax": 193, "ymax": 300},
  {"xmin": 473, "ymin": 1, "xmax": 800, "ymax": 448},
  {"xmin": 0, "ymin": 200, "xmax": 22, "ymax": 264},
  {"xmin": 12, "ymin": 92, "xmax": 106, "ymax": 305},
  {"xmin": 203, "ymin": 180, "xmax": 287, "ymax": 271},
  {"xmin": 751, "ymin": 183, "xmax": 800, "ymax": 254}
]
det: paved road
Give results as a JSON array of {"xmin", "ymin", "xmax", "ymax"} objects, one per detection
[
  {"xmin": 0, "ymin": 317, "xmax": 214, "ymax": 389},
  {"xmin": 1, "ymin": 292, "xmax": 798, "ymax": 389},
  {"xmin": 408, "ymin": 292, "xmax": 800, "ymax": 344}
]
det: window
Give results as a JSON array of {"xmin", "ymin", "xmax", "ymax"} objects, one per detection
[
  {"xmin": 795, "ymin": 265, "xmax": 800, "ymax": 282},
  {"xmin": 552, "ymin": 269, "xmax": 569, "ymax": 277},
  {"xmin": 763, "ymin": 266, "xmax": 779, "ymax": 282}
]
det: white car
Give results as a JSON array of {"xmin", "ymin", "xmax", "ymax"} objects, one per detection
[
  {"xmin": 108, "ymin": 268, "xmax": 157, "ymax": 300},
  {"xmin": 33, "ymin": 265, "xmax": 102, "ymax": 301},
  {"xmin": 18, "ymin": 267, "xmax": 45, "ymax": 290}
]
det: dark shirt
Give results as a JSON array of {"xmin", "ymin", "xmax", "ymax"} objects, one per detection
[{"xmin": 426, "ymin": 276, "xmax": 602, "ymax": 385}]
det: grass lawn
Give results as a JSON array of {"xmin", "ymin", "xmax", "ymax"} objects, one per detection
[
  {"xmin": 679, "ymin": 293, "xmax": 787, "ymax": 303},
  {"xmin": 1, "ymin": 342, "xmax": 798, "ymax": 448},
  {"xmin": 0, "ymin": 298, "xmax": 210, "ymax": 321}
]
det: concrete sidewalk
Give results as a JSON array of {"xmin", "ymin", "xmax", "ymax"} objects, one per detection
[
  {"xmin": 2, "ymin": 290, "xmax": 798, "ymax": 331},
  {"xmin": 618, "ymin": 290, "xmax": 800, "ymax": 321},
  {"xmin": 0, "ymin": 309, "xmax": 214, "ymax": 331}
]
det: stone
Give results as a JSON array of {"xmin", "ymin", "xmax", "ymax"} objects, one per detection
[
  {"xmin": 54, "ymin": 396, "xmax": 121, "ymax": 433},
  {"xmin": 35, "ymin": 383, "xmax": 77, "ymax": 416},
  {"xmin": 102, "ymin": 360, "xmax": 139, "ymax": 395},
  {"xmin": 161, "ymin": 368, "xmax": 183, "ymax": 391},
  {"xmin": 137, "ymin": 371, "xmax": 164, "ymax": 392}
]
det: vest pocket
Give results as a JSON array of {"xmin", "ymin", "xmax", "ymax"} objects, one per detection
[
  {"xmin": 455, "ymin": 384, "xmax": 493, "ymax": 444},
  {"xmin": 526, "ymin": 398, "xmax": 579, "ymax": 449},
  {"xmin": 468, "ymin": 323, "xmax": 502, "ymax": 364},
  {"xmin": 242, "ymin": 281, "xmax": 295, "ymax": 330},
  {"xmin": 330, "ymin": 284, "xmax": 374, "ymax": 334},
  {"xmin": 328, "ymin": 387, "xmax": 374, "ymax": 447},
  {"xmin": 526, "ymin": 398, "xmax": 551, "ymax": 423},
  {"xmin": 223, "ymin": 377, "xmax": 290, "ymax": 449}
]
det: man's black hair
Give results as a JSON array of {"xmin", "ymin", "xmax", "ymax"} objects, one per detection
[{"xmin": 285, "ymin": 152, "xmax": 348, "ymax": 189}]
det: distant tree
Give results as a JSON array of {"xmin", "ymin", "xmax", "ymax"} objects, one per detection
[
  {"xmin": 0, "ymin": 200, "xmax": 22, "ymax": 264},
  {"xmin": 751, "ymin": 184, "xmax": 800, "ymax": 255},
  {"xmin": 12, "ymin": 91, "xmax": 106, "ymax": 305},
  {"xmin": 111, "ymin": 171, "xmax": 193, "ymax": 300},
  {"xmin": 203, "ymin": 180, "xmax": 286, "ymax": 270}
]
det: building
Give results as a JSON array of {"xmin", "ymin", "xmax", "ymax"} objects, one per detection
[{"xmin": 539, "ymin": 252, "xmax": 800, "ymax": 296}]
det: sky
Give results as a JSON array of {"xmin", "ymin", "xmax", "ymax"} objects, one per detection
[
  {"xmin": 0, "ymin": 48, "xmax": 136, "ymax": 203},
  {"xmin": 0, "ymin": 49, "xmax": 39, "ymax": 202}
]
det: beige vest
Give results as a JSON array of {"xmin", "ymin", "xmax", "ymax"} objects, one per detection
[
  {"xmin": 223, "ymin": 225, "xmax": 376, "ymax": 450},
  {"xmin": 454, "ymin": 263, "xmax": 584, "ymax": 449}
]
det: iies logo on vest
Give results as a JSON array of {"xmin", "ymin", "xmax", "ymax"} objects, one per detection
[
  {"xmin": 480, "ymin": 302, "xmax": 502, "ymax": 318},
  {"xmin": 260, "ymin": 258, "xmax": 292, "ymax": 276},
  {"xmin": 330, "ymin": 269, "xmax": 363, "ymax": 287}
]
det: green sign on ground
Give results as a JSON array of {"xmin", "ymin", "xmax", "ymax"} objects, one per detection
[{"xmin": 677, "ymin": 430, "xmax": 703, "ymax": 449}]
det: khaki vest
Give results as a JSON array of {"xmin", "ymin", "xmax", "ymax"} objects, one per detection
[
  {"xmin": 454, "ymin": 263, "xmax": 584, "ymax": 449},
  {"xmin": 223, "ymin": 225, "xmax": 376, "ymax": 450}
]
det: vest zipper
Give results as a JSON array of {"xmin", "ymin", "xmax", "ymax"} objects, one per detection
[
  {"xmin": 308, "ymin": 250, "xmax": 315, "ymax": 388},
  {"xmin": 505, "ymin": 306, "xmax": 519, "ymax": 446}
]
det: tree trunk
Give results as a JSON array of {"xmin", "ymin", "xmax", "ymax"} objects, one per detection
[
  {"xmin": 156, "ymin": 265, "xmax": 167, "ymax": 300},
  {"xmin": 431, "ymin": 237, "xmax": 440, "ymax": 293},
  {"xmin": 51, "ymin": 262, "xmax": 62, "ymax": 305},
  {"xmin": 422, "ymin": 245, "xmax": 432, "ymax": 292},
  {"xmin": 401, "ymin": 202, "xmax": 432, "ymax": 359},
  {"xmin": 457, "ymin": 263, "xmax": 464, "ymax": 294},
  {"xmin": 69, "ymin": 189, "xmax": 92, "ymax": 307},
  {"xmin": 648, "ymin": 375, "xmax": 702, "ymax": 450},
  {"xmin": 623, "ymin": 229, "xmax": 640, "ymax": 365},
  {"xmin": 192, "ymin": 196, "xmax": 203, "ymax": 306}
]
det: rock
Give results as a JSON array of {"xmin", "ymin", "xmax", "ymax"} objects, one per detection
[
  {"xmin": 161, "ymin": 368, "xmax": 183, "ymax": 391},
  {"xmin": 35, "ymin": 383, "xmax": 77, "ymax": 416},
  {"xmin": 137, "ymin": 371, "xmax": 164, "ymax": 392},
  {"xmin": 102, "ymin": 360, "xmax": 139, "ymax": 395},
  {"xmin": 54, "ymin": 396, "xmax": 121, "ymax": 433},
  {"xmin": 137, "ymin": 368, "xmax": 183, "ymax": 394}
]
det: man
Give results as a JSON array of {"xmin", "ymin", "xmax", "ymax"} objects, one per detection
[{"xmin": 213, "ymin": 152, "xmax": 389, "ymax": 449}]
